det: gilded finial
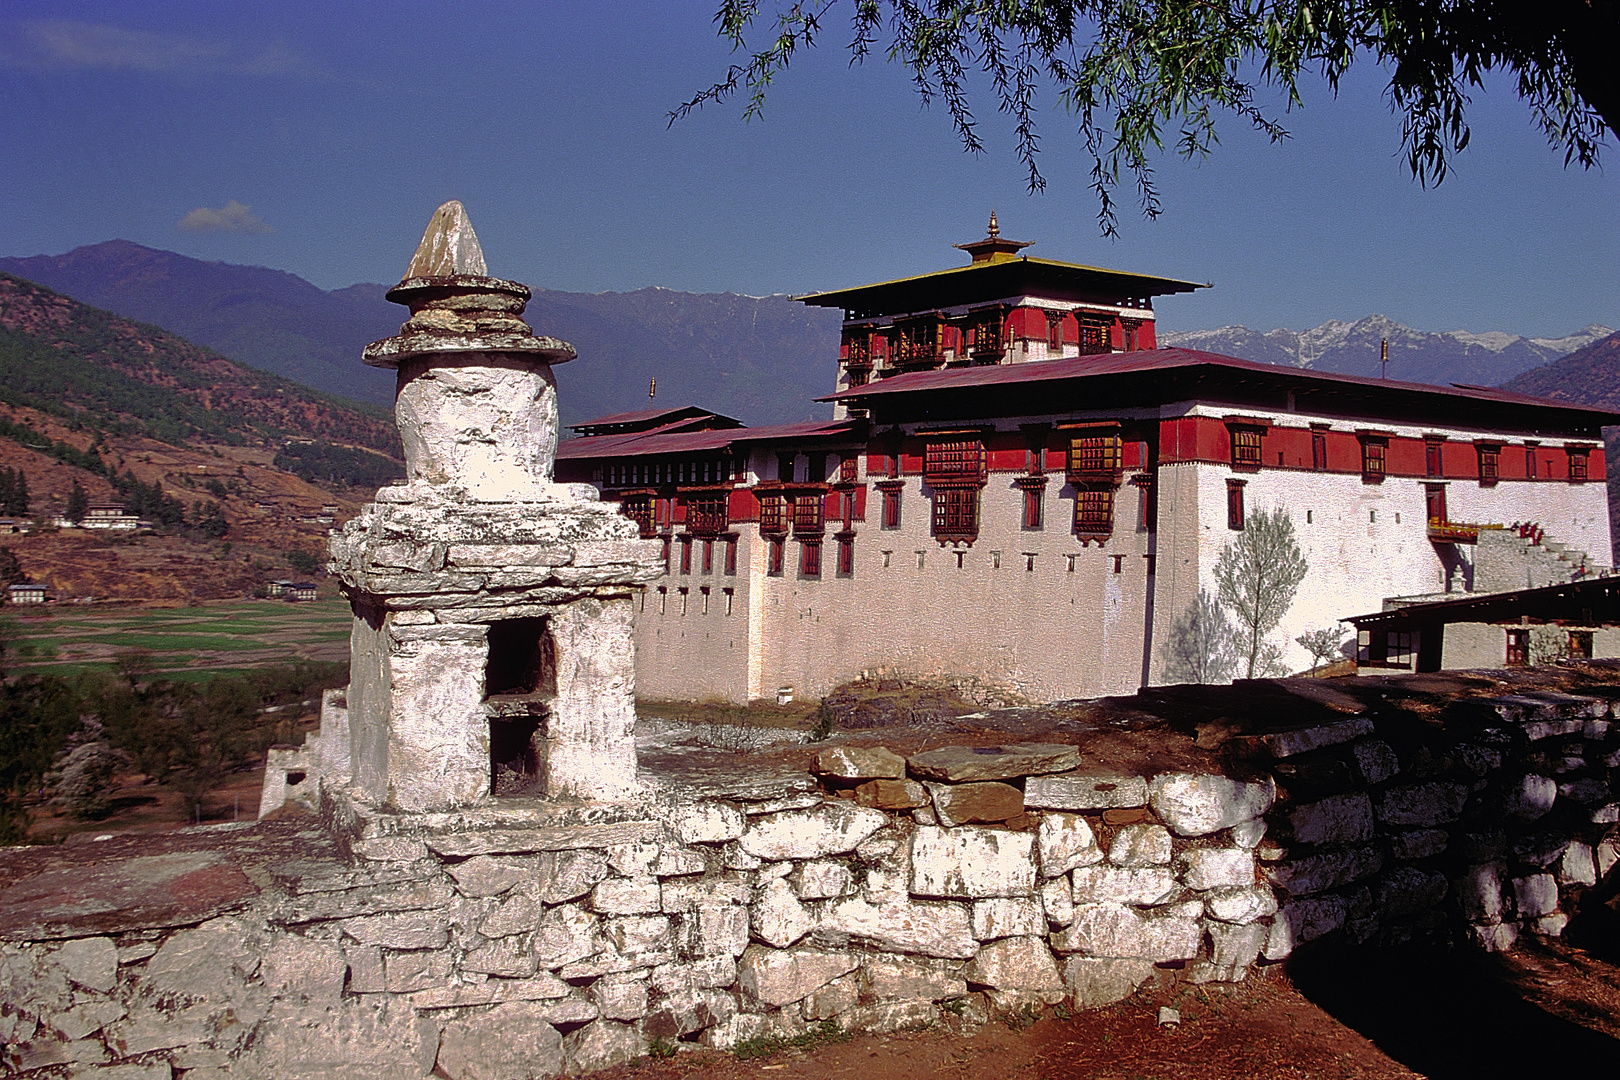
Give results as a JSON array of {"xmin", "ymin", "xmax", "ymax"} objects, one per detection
[{"xmin": 988, "ymin": 211, "xmax": 1000, "ymax": 238}]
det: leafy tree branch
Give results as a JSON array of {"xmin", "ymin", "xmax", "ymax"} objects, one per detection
[{"xmin": 680, "ymin": 1, "xmax": 1618, "ymax": 233}]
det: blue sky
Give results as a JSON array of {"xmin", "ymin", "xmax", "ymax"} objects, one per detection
[{"xmin": 1, "ymin": 1, "xmax": 1616, "ymax": 338}]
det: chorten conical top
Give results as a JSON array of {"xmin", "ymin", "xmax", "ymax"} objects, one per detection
[
  {"xmin": 363, "ymin": 201, "xmax": 574, "ymax": 368},
  {"xmin": 953, "ymin": 210, "xmax": 1033, "ymax": 264},
  {"xmin": 405, "ymin": 200, "xmax": 488, "ymax": 278}
]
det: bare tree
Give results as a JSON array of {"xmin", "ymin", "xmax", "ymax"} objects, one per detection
[
  {"xmin": 1217, "ymin": 507, "xmax": 1308, "ymax": 679},
  {"xmin": 46, "ymin": 716, "xmax": 131, "ymax": 820},
  {"xmin": 1160, "ymin": 589, "xmax": 1240, "ymax": 685},
  {"xmin": 1296, "ymin": 627, "xmax": 1346, "ymax": 674}
]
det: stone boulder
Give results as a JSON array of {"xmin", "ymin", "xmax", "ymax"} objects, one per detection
[
  {"xmin": 927, "ymin": 781, "xmax": 1024, "ymax": 826},
  {"xmin": 908, "ymin": 743, "xmax": 1080, "ymax": 783},
  {"xmin": 964, "ymin": 936, "xmax": 1064, "ymax": 994},
  {"xmin": 910, "ymin": 826, "xmax": 1036, "ymax": 898},
  {"xmin": 738, "ymin": 803, "xmax": 888, "ymax": 860},
  {"xmin": 436, "ymin": 1002, "xmax": 565, "ymax": 1080},
  {"xmin": 815, "ymin": 746, "xmax": 906, "ymax": 781},
  {"xmin": 736, "ymin": 945, "xmax": 859, "ymax": 1007},
  {"xmin": 1148, "ymin": 774, "xmax": 1275, "ymax": 837}
]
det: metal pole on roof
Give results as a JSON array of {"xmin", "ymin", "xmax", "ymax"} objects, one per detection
[
  {"xmin": 649, "ymin": 377, "xmax": 656, "ymax": 400},
  {"xmin": 1380, "ymin": 339, "xmax": 1389, "ymax": 379}
]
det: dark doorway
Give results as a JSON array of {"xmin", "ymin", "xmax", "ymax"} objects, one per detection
[
  {"xmin": 489, "ymin": 714, "xmax": 544, "ymax": 795},
  {"xmin": 484, "ymin": 617, "xmax": 555, "ymax": 796},
  {"xmin": 485, "ymin": 617, "xmax": 555, "ymax": 698}
]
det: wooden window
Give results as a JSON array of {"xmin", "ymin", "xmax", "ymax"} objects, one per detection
[
  {"xmin": 843, "ymin": 329, "xmax": 873, "ymax": 368},
  {"xmin": 767, "ymin": 538, "xmax": 784, "ymax": 576},
  {"xmin": 1425, "ymin": 439, "xmax": 1443, "ymax": 478},
  {"xmin": 1231, "ymin": 427, "xmax": 1262, "ymax": 470},
  {"xmin": 1477, "ymin": 444, "xmax": 1500, "ymax": 484},
  {"xmin": 1077, "ymin": 318, "xmax": 1109, "ymax": 355},
  {"xmin": 967, "ymin": 310, "xmax": 1005, "ymax": 359},
  {"xmin": 1120, "ymin": 320, "xmax": 1141, "ymax": 352},
  {"xmin": 1569, "ymin": 446, "xmax": 1591, "ymax": 481},
  {"xmin": 724, "ymin": 537, "xmax": 737, "ymax": 576},
  {"xmin": 660, "ymin": 537, "xmax": 671, "ymax": 574},
  {"xmin": 1023, "ymin": 487, "xmax": 1043, "ymax": 529},
  {"xmin": 893, "ymin": 316, "xmax": 943, "ymax": 367},
  {"xmin": 777, "ymin": 452, "xmax": 797, "ymax": 482},
  {"xmin": 793, "ymin": 493, "xmax": 825, "ymax": 535},
  {"xmin": 1134, "ymin": 476, "xmax": 1156, "ymax": 532},
  {"xmin": 622, "ymin": 496, "xmax": 654, "ymax": 538},
  {"xmin": 931, "ymin": 488, "xmax": 979, "ymax": 542},
  {"xmin": 685, "ymin": 494, "xmax": 728, "ymax": 536},
  {"xmin": 1360, "ymin": 438, "xmax": 1387, "ymax": 482},
  {"xmin": 881, "ymin": 486, "xmax": 902, "ymax": 529},
  {"xmin": 838, "ymin": 453, "xmax": 858, "ymax": 483},
  {"xmin": 1313, "ymin": 430, "xmax": 1329, "ymax": 471},
  {"xmin": 924, "ymin": 439, "xmax": 986, "ymax": 484},
  {"xmin": 1068, "ymin": 433, "xmax": 1122, "ymax": 480},
  {"xmin": 1074, "ymin": 487, "xmax": 1115, "ymax": 535},
  {"xmin": 1226, "ymin": 479, "xmax": 1246, "ymax": 531},
  {"xmin": 1505, "ymin": 628, "xmax": 1529, "ymax": 666},
  {"xmin": 1569, "ymin": 630, "xmax": 1594, "ymax": 659},
  {"xmin": 678, "ymin": 536, "xmax": 692, "ymax": 575},
  {"xmin": 800, "ymin": 540, "xmax": 822, "ymax": 578},
  {"xmin": 837, "ymin": 535, "xmax": 855, "ymax": 577},
  {"xmin": 701, "ymin": 538, "xmax": 714, "ymax": 575},
  {"xmin": 758, "ymin": 494, "xmax": 787, "ymax": 536},
  {"xmin": 1386, "ymin": 630, "xmax": 1416, "ymax": 665},
  {"xmin": 1046, "ymin": 312, "xmax": 1065, "ymax": 351},
  {"xmin": 1525, "ymin": 443, "xmax": 1538, "ymax": 479}
]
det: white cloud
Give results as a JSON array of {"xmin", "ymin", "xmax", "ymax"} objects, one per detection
[
  {"xmin": 177, "ymin": 200, "xmax": 273, "ymax": 235},
  {"xmin": 0, "ymin": 19, "xmax": 309, "ymax": 77}
]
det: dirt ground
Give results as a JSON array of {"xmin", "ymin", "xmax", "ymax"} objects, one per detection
[
  {"xmin": 24, "ymin": 764, "xmax": 272, "ymax": 843},
  {"xmin": 599, "ymin": 937, "xmax": 1620, "ymax": 1080}
]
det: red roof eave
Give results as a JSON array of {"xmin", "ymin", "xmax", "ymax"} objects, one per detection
[
  {"xmin": 556, "ymin": 419, "xmax": 858, "ymax": 461},
  {"xmin": 820, "ymin": 347, "xmax": 1620, "ymax": 424}
]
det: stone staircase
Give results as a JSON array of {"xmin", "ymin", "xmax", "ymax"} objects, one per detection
[{"xmin": 1473, "ymin": 522, "xmax": 1610, "ymax": 593}]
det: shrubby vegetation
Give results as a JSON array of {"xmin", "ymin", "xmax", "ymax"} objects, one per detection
[
  {"xmin": 0, "ymin": 616, "xmax": 346, "ymax": 841},
  {"xmin": 0, "ymin": 414, "xmax": 107, "ymax": 475},
  {"xmin": 0, "ymin": 467, "xmax": 29, "ymax": 516},
  {"xmin": 274, "ymin": 440, "xmax": 405, "ymax": 488}
]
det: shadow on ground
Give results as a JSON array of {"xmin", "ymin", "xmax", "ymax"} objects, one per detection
[{"xmin": 1288, "ymin": 940, "xmax": 1620, "ymax": 1077}]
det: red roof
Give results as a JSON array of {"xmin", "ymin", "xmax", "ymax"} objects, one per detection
[
  {"xmin": 556, "ymin": 419, "xmax": 856, "ymax": 461},
  {"xmin": 824, "ymin": 347, "xmax": 1620, "ymax": 422},
  {"xmin": 568, "ymin": 405, "xmax": 744, "ymax": 436}
]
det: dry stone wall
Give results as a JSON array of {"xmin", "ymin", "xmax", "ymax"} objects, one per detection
[
  {"xmin": 5, "ymin": 695, "xmax": 1618, "ymax": 1080},
  {"xmin": 1, "ymin": 748, "xmax": 1279, "ymax": 1080},
  {"xmin": 1253, "ymin": 688, "xmax": 1620, "ymax": 959}
]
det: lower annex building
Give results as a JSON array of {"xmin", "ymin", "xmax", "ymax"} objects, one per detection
[{"xmin": 555, "ymin": 220, "xmax": 1617, "ymax": 704}]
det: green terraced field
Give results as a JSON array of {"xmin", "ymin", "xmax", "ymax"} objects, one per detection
[{"xmin": 4, "ymin": 598, "xmax": 352, "ymax": 678}]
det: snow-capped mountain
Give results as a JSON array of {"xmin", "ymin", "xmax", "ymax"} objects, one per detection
[{"xmin": 1159, "ymin": 316, "xmax": 1614, "ymax": 388}]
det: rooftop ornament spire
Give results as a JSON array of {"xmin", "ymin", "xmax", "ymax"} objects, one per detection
[{"xmin": 953, "ymin": 210, "xmax": 1033, "ymax": 264}]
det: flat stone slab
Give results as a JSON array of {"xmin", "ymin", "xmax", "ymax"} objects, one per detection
[
  {"xmin": 0, "ymin": 850, "xmax": 256, "ymax": 941},
  {"xmin": 423, "ymin": 822, "xmax": 662, "ymax": 858},
  {"xmin": 907, "ymin": 743, "xmax": 1080, "ymax": 783},
  {"xmin": 1024, "ymin": 774, "xmax": 1148, "ymax": 810}
]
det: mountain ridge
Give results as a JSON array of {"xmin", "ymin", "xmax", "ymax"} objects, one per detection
[
  {"xmin": 0, "ymin": 242, "xmax": 843, "ymax": 428},
  {"xmin": 1158, "ymin": 315, "xmax": 1613, "ymax": 387}
]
